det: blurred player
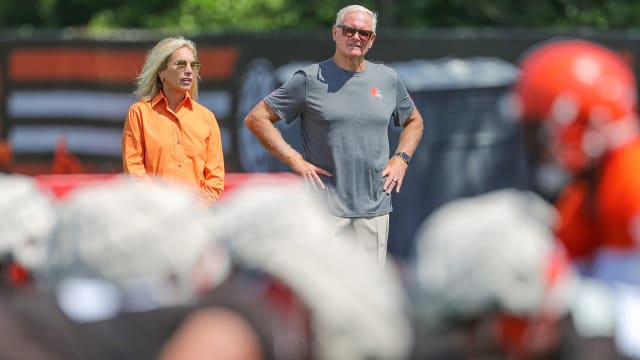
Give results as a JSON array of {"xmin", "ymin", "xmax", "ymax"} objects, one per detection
[
  {"xmin": 0, "ymin": 174, "xmax": 95, "ymax": 359},
  {"xmin": 408, "ymin": 188, "xmax": 632, "ymax": 359},
  {"xmin": 409, "ymin": 189, "xmax": 578, "ymax": 359},
  {"xmin": 512, "ymin": 38, "xmax": 640, "ymax": 284},
  {"xmin": 0, "ymin": 174, "xmax": 57, "ymax": 287},
  {"xmin": 511, "ymin": 38, "xmax": 640, "ymax": 358},
  {"xmin": 38, "ymin": 176, "xmax": 289, "ymax": 360},
  {"xmin": 211, "ymin": 182, "xmax": 415, "ymax": 360}
]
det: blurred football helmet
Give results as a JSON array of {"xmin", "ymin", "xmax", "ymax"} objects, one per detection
[{"xmin": 513, "ymin": 39, "xmax": 638, "ymax": 173}]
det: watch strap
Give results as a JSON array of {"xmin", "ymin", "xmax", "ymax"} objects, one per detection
[{"xmin": 395, "ymin": 151, "xmax": 411, "ymax": 164}]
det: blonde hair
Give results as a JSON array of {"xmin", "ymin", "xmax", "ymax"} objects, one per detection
[
  {"xmin": 335, "ymin": 5, "xmax": 378, "ymax": 32},
  {"xmin": 134, "ymin": 36, "xmax": 200, "ymax": 101}
]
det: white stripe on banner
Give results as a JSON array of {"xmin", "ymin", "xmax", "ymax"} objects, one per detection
[
  {"xmin": 8, "ymin": 90, "xmax": 232, "ymax": 120},
  {"xmin": 9, "ymin": 126, "xmax": 123, "ymax": 156},
  {"xmin": 8, "ymin": 91, "xmax": 136, "ymax": 120}
]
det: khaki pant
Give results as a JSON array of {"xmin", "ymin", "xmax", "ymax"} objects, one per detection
[{"xmin": 333, "ymin": 214, "xmax": 389, "ymax": 265}]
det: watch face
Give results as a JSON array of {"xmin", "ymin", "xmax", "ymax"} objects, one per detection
[{"xmin": 397, "ymin": 152, "xmax": 410, "ymax": 163}]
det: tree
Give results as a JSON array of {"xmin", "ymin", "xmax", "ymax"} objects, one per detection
[
  {"xmin": 391, "ymin": 0, "xmax": 640, "ymax": 29},
  {"xmin": 2, "ymin": 0, "xmax": 640, "ymax": 32}
]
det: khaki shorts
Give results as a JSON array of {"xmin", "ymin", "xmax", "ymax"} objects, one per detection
[{"xmin": 333, "ymin": 214, "xmax": 389, "ymax": 265}]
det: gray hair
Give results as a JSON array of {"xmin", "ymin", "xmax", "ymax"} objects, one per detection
[
  {"xmin": 134, "ymin": 36, "xmax": 200, "ymax": 101},
  {"xmin": 335, "ymin": 5, "xmax": 378, "ymax": 32}
]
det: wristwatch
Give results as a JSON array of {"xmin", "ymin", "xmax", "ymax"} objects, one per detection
[{"xmin": 395, "ymin": 151, "xmax": 411, "ymax": 164}]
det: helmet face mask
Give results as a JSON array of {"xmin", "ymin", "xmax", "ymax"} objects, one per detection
[
  {"xmin": 520, "ymin": 120, "xmax": 552, "ymax": 165},
  {"xmin": 513, "ymin": 39, "xmax": 639, "ymax": 174},
  {"xmin": 519, "ymin": 119, "xmax": 573, "ymax": 200},
  {"xmin": 549, "ymin": 114, "xmax": 595, "ymax": 173}
]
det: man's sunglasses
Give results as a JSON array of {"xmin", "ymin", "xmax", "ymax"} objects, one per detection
[
  {"xmin": 172, "ymin": 60, "xmax": 201, "ymax": 72},
  {"xmin": 336, "ymin": 25, "xmax": 374, "ymax": 41}
]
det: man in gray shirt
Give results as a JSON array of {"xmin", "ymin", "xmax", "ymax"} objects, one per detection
[{"xmin": 244, "ymin": 4, "xmax": 424, "ymax": 264}]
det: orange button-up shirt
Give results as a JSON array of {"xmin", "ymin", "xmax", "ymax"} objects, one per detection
[{"xmin": 122, "ymin": 92, "xmax": 224, "ymax": 202}]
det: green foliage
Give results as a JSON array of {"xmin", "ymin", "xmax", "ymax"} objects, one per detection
[
  {"xmin": 392, "ymin": 0, "xmax": 640, "ymax": 29},
  {"xmin": 2, "ymin": 0, "xmax": 640, "ymax": 31},
  {"xmin": 85, "ymin": 0, "xmax": 360, "ymax": 32}
]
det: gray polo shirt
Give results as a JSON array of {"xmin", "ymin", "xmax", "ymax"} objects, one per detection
[{"xmin": 264, "ymin": 59, "xmax": 414, "ymax": 217}]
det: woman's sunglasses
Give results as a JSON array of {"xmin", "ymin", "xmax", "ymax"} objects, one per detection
[{"xmin": 172, "ymin": 60, "xmax": 201, "ymax": 72}]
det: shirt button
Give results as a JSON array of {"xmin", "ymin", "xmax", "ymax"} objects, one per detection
[
  {"xmin": 177, "ymin": 164, "xmax": 182, "ymax": 168},
  {"xmin": 176, "ymin": 140, "xmax": 180, "ymax": 144}
]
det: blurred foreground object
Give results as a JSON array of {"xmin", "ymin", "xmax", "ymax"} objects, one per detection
[
  {"xmin": 211, "ymin": 183, "xmax": 414, "ymax": 360},
  {"xmin": 0, "ymin": 173, "xmax": 57, "ymax": 283},
  {"xmin": 28, "ymin": 176, "xmax": 249, "ymax": 359},
  {"xmin": 0, "ymin": 287, "xmax": 95, "ymax": 359},
  {"xmin": 0, "ymin": 173, "xmax": 94, "ymax": 359},
  {"xmin": 411, "ymin": 189, "xmax": 580, "ymax": 358},
  {"xmin": 44, "ymin": 176, "xmax": 231, "ymax": 319},
  {"xmin": 410, "ymin": 188, "xmax": 640, "ymax": 359},
  {"xmin": 413, "ymin": 189, "xmax": 572, "ymax": 320}
]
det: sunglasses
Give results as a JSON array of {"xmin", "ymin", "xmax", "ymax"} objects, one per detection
[
  {"xmin": 172, "ymin": 60, "xmax": 201, "ymax": 72},
  {"xmin": 336, "ymin": 25, "xmax": 374, "ymax": 41}
]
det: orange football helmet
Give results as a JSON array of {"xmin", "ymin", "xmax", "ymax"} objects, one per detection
[{"xmin": 513, "ymin": 39, "xmax": 638, "ymax": 173}]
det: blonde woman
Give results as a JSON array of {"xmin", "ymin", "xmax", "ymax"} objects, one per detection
[{"xmin": 122, "ymin": 36, "xmax": 224, "ymax": 203}]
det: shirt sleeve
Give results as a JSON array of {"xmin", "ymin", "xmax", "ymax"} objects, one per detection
[
  {"xmin": 263, "ymin": 70, "xmax": 306, "ymax": 124},
  {"xmin": 122, "ymin": 104, "xmax": 150, "ymax": 181},
  {"xmin": 395, "ymin": 73, "xmax": 415, "ymax": 127},
  {"xmin": 201, "ymin": 111, "xmax": 225, "ymax": 202}
]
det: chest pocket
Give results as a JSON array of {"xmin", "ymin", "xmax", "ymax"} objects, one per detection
[{"xmin": 180, "ymin": 127, "xmax": 209, "ymax": 159}]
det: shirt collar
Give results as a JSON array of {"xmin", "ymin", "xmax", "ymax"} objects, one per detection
[
  {"xmin": 182, "ymin": 92, "xmax": 194, "ymax": 109},
  {"xmin": 150, "ymin": 91, "xmax": 194, "ymax": 110}
]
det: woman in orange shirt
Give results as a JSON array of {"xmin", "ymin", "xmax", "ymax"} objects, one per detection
[{"xmin": 122, "ymin": 36, "xmax": 224, "ymax": 203}]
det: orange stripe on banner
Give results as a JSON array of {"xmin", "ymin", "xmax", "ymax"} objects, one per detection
[
  {"xmin": 9, "ymin": 47, "xmax": 238, "ymax": 82},
  {"xmin": 198, "ymin": 47, "xmax": 238, "ymax": 79},
  {"xmin": 10, "ymin": 49, "xmax": 146, "ymax": 82}
]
